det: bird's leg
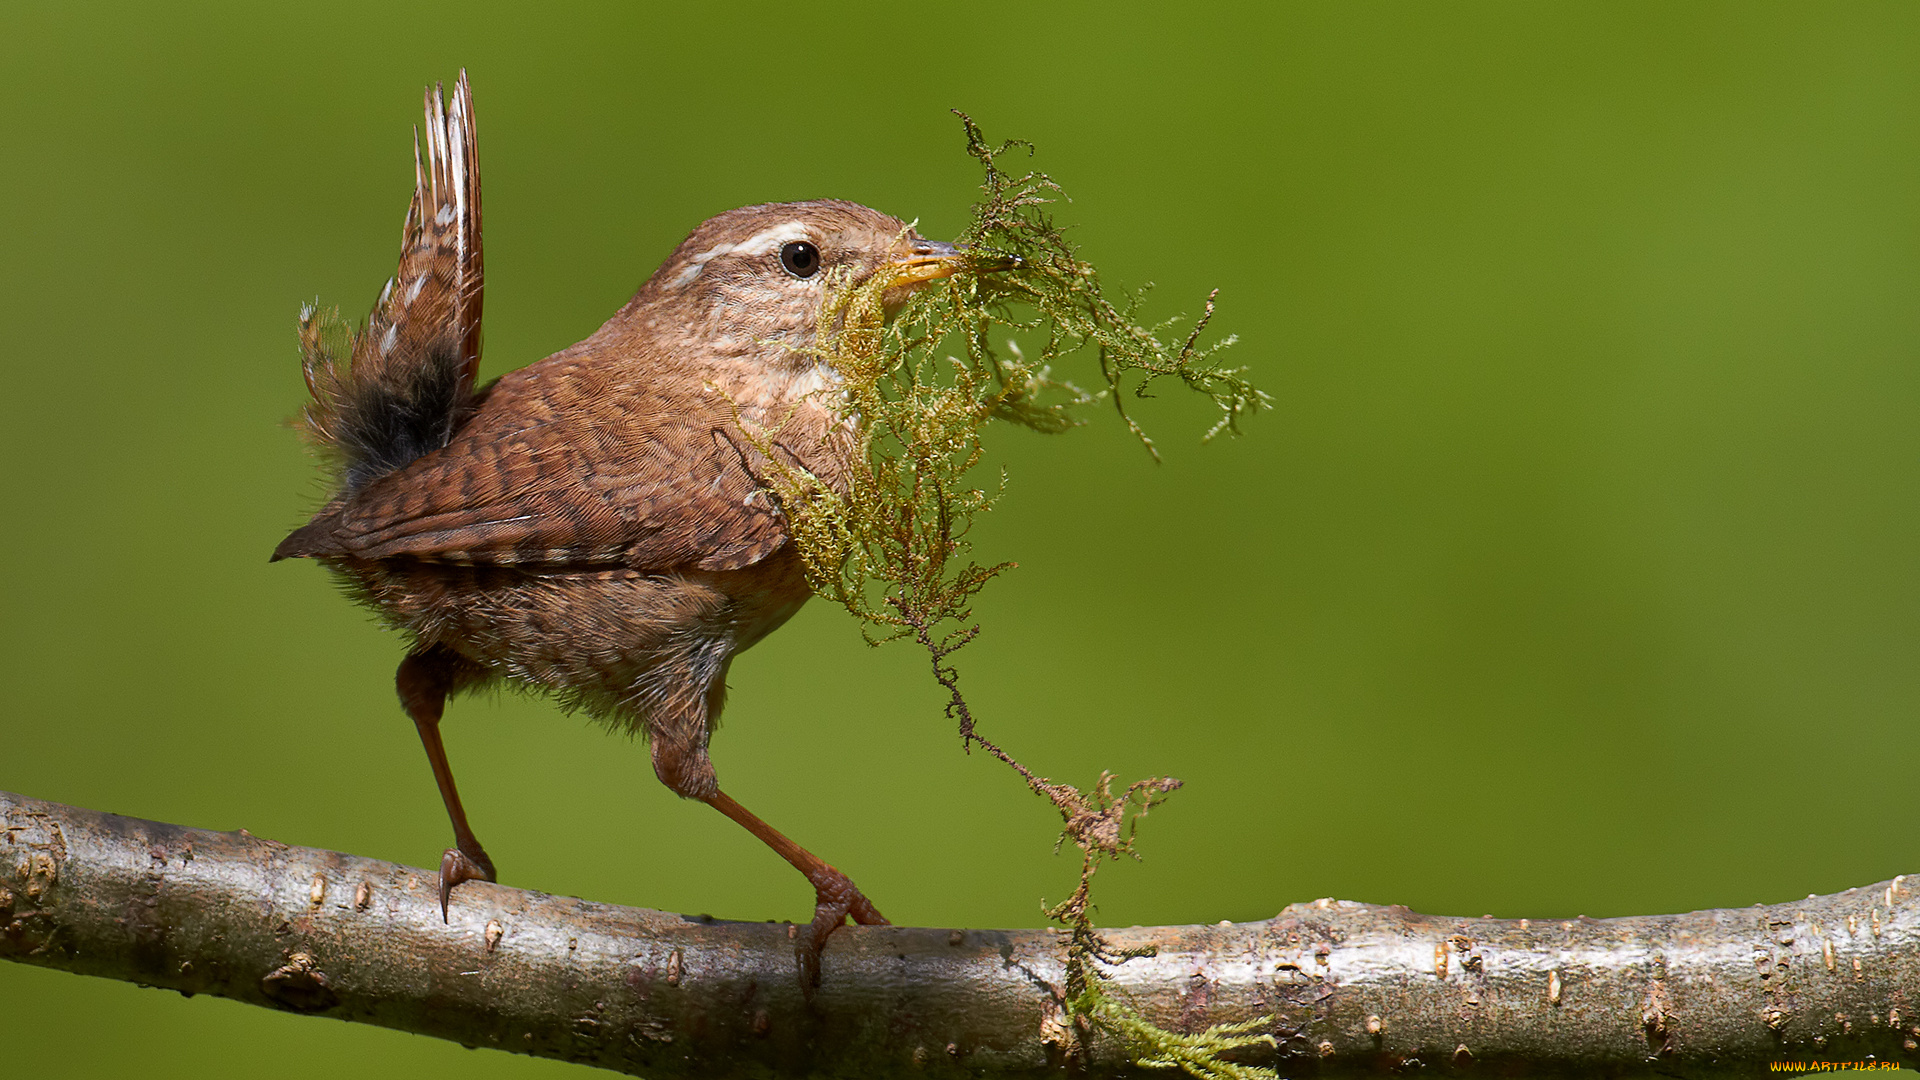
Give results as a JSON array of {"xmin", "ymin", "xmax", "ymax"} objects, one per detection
[
  {"xmin": 701, "ymin": 789, "xmax": 889, "ymax": 986},
  {"xmin": 396, "ymin": 646, "xmax": 495, "ymax": 920}
]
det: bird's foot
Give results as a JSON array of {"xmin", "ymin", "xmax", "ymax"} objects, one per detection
[
  {"xmin": 797, "ymin": 866, "xmax": 888, "ymax": 987},
  {"xmin": 437, "ymin": 845, "xmax": 496, "ymax": 921}
]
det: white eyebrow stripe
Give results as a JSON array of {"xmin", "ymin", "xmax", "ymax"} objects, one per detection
[
  {"xmin": 670, "ymin": 220, "xmax": 811, "ymax": 288},
  {"xmin": 672, "ymin": 240, "xmax": 741, "ymax": 288},
  {"xmin": 723, "ymin": 221, "xmax": 811, "ymax": 257},
  {"xmin": 686, "ymin": 240, "xmax": 733, "ymax": 266}
]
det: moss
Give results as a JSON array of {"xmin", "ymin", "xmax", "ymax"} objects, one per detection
[
  {"xmin": 747, "ymin": 115, "xmax": 1274, "ymax": 1078},
  {"xmin": 1080, "ymin": 991, "xmax": 1280, "ymax": 1080},
  {"xmin": 755, "ymin": 112, "xmax": 1266, "ymax": 647}
]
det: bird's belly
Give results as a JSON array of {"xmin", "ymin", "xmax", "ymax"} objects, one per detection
[{"xmin": 325, "ymin": 543, "xmax": 813, "ymax": 725}]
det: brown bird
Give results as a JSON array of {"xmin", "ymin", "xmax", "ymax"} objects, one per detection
[{"xmin": 273, "ymin": 73, "xmax": 980, "ymax": 980}]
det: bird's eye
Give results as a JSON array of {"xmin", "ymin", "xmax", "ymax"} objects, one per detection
[{"xmin": 779, "ymin": 240, "xmax": 821, "ymax": 279}]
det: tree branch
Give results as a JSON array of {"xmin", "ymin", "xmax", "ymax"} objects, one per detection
[{"xmin": 3, "ymin": 790, "xmax": 1915, "ymax": 1075}]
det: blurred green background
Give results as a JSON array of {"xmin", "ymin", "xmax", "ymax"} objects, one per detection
[{"xmin": 4, "ymin": 2, "xmax": 1918, "ymax": 1074}]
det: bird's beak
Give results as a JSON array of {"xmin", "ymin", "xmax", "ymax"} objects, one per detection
[
  {"xmin": 885, "ymin": 239, "xmax": 1018, "ymax": 286},
  {"xmin": 887, "ymin": 240, "xmax": 967, "ymax": 286}
]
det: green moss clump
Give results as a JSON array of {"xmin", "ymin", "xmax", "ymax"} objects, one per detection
[
  {"xmin": 763, "ymin": 111, "xmax": 1266, "ymax": 650},
  {"xmin": 952, "ymin": 112, "xmax": 1267, "ymax": 454},
  {"xmin": 1081, "ymin": 993, "xmax": 1280, "ymax": 1080}
]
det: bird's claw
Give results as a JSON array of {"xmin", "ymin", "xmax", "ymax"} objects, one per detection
[
  {"xmin": 797, "ymin": 869, "xmax": 889, "ymax": 987},
  {"xmin": 437, "ymin": 846, "xmax": 496, "ymax": 921}
]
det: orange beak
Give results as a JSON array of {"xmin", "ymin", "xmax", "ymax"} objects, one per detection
[
  {"xmin": 887, "ymin": 239, "xmax": 967, "ymax": 286},
  {"xmin": 885, "ymin": 239, "xmax": 1019, "ymax": 286}
]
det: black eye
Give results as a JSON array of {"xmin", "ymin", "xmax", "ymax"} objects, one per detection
[{"xmin": 780, "ymin": 240, "xmax": 820, "ymax": 278}]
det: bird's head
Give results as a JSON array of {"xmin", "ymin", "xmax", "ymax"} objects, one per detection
[{"xmin": 627, "ymin": 199, "xmax": 976, "ymax": 357}]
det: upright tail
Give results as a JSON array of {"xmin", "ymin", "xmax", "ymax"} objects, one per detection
[{"xmin": 297, "ymin": 70, "xmax": 485, "ymax": 497}]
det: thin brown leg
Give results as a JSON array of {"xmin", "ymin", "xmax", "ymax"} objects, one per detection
[
  {"xmin": 702, "ymin": 789, "xmax": 888, "ymax": 985},
  {"xmin": 396, "ymin": 646, "xmax": 496, "ymax": 920}
]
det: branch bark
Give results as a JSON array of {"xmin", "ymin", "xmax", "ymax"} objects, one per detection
[{"xmin": 2, "ymin": 790, "xmax": 1915, "ymax": 1076}]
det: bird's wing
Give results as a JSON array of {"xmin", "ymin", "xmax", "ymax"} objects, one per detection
[{"xmin": 276, "ymin": 365, "xmax": 797, "ymax": 573}]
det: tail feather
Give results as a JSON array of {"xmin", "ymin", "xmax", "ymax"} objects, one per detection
[
  {"xmin": 297, "ymin": 70, "xmax": 484, "ymax": 496},
  {"xmin": 269, "ymin": 518, "xmax": 341, "ymax": 562}
]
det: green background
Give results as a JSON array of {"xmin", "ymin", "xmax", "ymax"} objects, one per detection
[{"xmin": 4, "ymin": 2, "xmax": 1918, "ymax": 1074}]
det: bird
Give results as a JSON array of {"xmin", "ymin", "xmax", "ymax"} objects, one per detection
[{"xmin": 272, "ymin": 72, "xmax": 986, "ymax": 982}]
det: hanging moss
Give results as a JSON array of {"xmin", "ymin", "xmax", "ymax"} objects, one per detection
[{"xmin": 744, "ymin": 115, "xmax": 1275, "ymax": 1079}]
